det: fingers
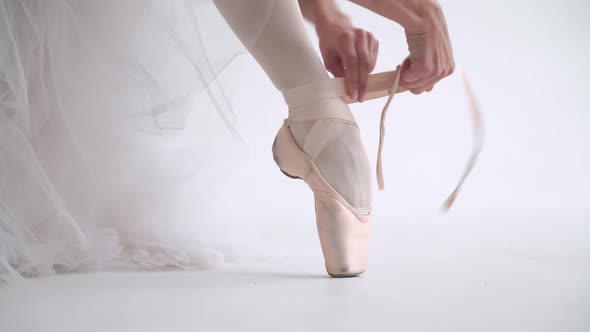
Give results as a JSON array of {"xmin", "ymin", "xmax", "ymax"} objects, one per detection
[
  {"xmin": 409, "ymin": 77, "xmax": 437, "ymax": 94},
  {"xmin": 338, "ymin": 29, "xmax": 378, "ymax": 102},
  {"xmin": 355, "ymin": 30, "xmax": 371, "ymax": 102},
  {"xmin": 370, "ymin": 37, "xmax": 379, "ymax": 73},
  {"xmin": 402, "ymin": 60, "xmax": 455, "ymax": 95},
  {"xmin": 339, "ymin": 31, "xmax": 359, "ymax": 101},
  {"xmin": 324, "ymin": 53, "xmax": 345, "ymax": 78},
  {"xmin": 356, "ymin": 30, "xmax": 378, "ymax": 102},
  {"xmin": 402, "ymin": 15, "xmax": 455, "ymax": 95}
]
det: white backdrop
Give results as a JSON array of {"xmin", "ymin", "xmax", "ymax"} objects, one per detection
[{"xmin": 0, "ymin": 3, "xmax": 587, "ymax": 330}]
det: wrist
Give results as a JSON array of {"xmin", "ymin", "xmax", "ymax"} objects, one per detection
[
  {"xmin": 402, "ymin": 0, "xmax": 442, "ymax": 33},
  {"xmin": 314, "ymin": 0, "xmax": 351, "ymax": 32}
]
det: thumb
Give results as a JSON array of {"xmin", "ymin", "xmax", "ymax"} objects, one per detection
[{"xmin": 400, "ymin": 59, "xmax": 423, "ymax": 84}]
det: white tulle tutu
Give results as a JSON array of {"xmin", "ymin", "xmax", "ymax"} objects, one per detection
[{"xmin": 0, "ymin": 0, "xmax": 250, "ymax": 280}]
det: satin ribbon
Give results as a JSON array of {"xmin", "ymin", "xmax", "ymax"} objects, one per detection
[
  {"xmin": 343, "ymin": 62, "xmax": 483, "ymax": 212},
  {"xmin": 283, "ymin": 60, "xmax": 483, "ymax": 212}
]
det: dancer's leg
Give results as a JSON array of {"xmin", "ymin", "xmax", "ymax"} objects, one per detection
[
  {"xmin": 213, "ymin": 0, "xmax": 326, "ymax": 91},
  {"xmin": 214, "ymin": 0, "xmax": 372, "ymax": 208}
]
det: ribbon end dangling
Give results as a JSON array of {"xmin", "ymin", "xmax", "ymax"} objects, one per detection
[{"xmin": 376, "ymin": 159, "xmax": 385, "ymax": 191}]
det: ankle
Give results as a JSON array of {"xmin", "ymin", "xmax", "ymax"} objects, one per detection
[{"xmin": 286, "ymin": 97, "xmax": 356, "ymax": 126}]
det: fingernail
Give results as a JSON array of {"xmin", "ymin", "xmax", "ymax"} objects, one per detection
[
  {"xmin": 359, "ymin": 92, "xmax": 365, "ymax": 102},
  {"xmin": 351, "ymin": 90, "xmax": 358, "ymax": 101}
]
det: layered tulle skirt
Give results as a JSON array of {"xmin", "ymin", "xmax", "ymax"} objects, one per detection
[{"xmin": 0, "ymin": 0, "xmax": 249, "ymax": 280}]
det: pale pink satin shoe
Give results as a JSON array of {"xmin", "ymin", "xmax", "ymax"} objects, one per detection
[
  {"xmin": 273, "ymin": 62, "xmax": 482, "ymax": 277},
  {"xmin": 273, "ymin": 123, "xmax": 371, "ymax": 277}
]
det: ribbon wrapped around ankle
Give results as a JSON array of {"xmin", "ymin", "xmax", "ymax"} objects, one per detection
[{"xmin": 282, "ymin": 60, "xmax": 483, "ymax": 212}]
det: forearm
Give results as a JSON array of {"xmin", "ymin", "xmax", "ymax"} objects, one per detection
[
  {"xmin": 297, "ymin": 0, "xmax": 351, "ymax": 31},
  {"xmin": 349, "ymin": 0, "xmax": 442, "ymax": 32},
  {"xmin": 297, "ymin": 0, "xmax": 317, "ymax": 23}
]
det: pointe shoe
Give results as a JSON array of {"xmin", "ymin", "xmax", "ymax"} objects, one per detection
[
  {"xmin": 271, "ymin": 65, "xmax": 407, "ymax": 277},
  {"xmin": 273, "ymin": 61, "xmax": 483, "ymax": 277},
  {"xmin": 273, "ymin": 122, "xmax": 371, "ymax": 277}
]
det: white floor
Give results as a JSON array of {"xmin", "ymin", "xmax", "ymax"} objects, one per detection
[{"xmin": 1, "ymin": 213, "xmax": 589, "ymax": 332}]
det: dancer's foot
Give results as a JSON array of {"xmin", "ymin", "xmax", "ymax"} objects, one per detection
[{"xmin": 272, "ymin": 86, "xmax": 374, "ymax": 278}]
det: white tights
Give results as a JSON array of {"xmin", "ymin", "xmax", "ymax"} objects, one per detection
[{"xmin": 213, "ymin": 0, "xmax": 372, "ymax": 208}]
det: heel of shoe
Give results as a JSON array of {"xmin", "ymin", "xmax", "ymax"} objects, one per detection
[
  {"xmin": 272, "ymin": 123, "xmax": 308, "ymax": 180},
  {"xmin": 314, "ymin": 191, "xmax": 371, "ymax": 277}
]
